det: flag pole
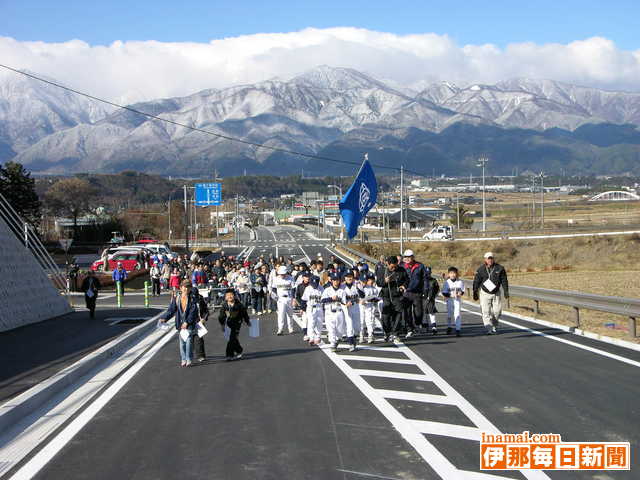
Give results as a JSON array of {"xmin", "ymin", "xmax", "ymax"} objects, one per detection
[{"xmin": 400, "ymin": 165, "xmax": 404, "ymax": 255}]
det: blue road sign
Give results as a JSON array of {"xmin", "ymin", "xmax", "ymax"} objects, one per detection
[{"xmin": 195, "ymin": 182, "xmax": 222, "ymax": 206}]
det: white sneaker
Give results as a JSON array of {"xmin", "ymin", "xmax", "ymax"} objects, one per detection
[
  {"xmin": 405, "ymin": 331, "xmax": 414, "ymax": 339},
  {"xmin": 491, "ymin": 326, "xmax": 497, "ymax": 334},
  {"xmin": 349, "ymin": 345, "xmax": 356, "ymax": 352}
]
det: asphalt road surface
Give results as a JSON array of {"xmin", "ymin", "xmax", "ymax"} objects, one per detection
[{"xmin": 2, "ymin": 225, "xmax": 638, "ymax": 479}]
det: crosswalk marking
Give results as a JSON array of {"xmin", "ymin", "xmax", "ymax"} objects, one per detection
[
  {"xmin": 342, "ymin": 355, "xmax": 416, "ymax": 365},
  {"xmin": 408, "ymin": 420, "xmax": 482, "ymax": 442},
  {"xmin": 375, "ymin": 390, "xmax": 456, "ymax": 405},
  {"xmin": 347, "ymin": 369, "xmax": 432, "ymax": 381}
]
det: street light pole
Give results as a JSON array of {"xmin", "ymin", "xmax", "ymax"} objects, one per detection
[
  {"xmin": 540, "ymin": 172, "xmax": 545, "ymax": 229},
  {"xmin": 400, "ymin": 165, "xmax": 404, "ymax": 255},
  {"xmin": 477, "ymin": 157, "xmax": 489, "ymax": 232},
  {"xmin": 456, "ymin": 190, "xmax": 460, "ymax": 230}
]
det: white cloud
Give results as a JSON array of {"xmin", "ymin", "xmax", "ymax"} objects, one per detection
[{"xmin": 1, "ymin": 27, "xmax": 639, "ymax": 103}]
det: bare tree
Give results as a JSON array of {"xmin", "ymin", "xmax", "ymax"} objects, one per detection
[{"xmin": 44, "ymin": 178, "xmax": 97, "ymax": 238}]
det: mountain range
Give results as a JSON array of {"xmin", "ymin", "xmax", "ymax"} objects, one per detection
[{"xmin": 1, "ymin": 65, "xmax": 640, "ymax": 176}]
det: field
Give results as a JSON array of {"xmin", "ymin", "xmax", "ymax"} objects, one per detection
[{"xmin": 355, "ymin": 233, "xmax": 640, "ymax": 343}]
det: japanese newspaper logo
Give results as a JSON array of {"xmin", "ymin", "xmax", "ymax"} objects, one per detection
[{"xmin": 480, "ymin": 431, "xmax": 629, "ymax": 470}]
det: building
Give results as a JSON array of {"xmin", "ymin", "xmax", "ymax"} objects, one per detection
[{"xmin": 387, "ymin": 208, "xmax": 437, "ymax": 231}]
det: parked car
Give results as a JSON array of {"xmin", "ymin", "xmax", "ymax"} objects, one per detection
[
  {"xmin": 91, "ymin": 251, "xmax": 145, "ymax": 271},
  {"xmin": 134, "ymin": 243, "xmax": 177, "ymax": 260},
  {"xmin": 422, "ymin": 225, "xmax": 454, "ymax": 241}
]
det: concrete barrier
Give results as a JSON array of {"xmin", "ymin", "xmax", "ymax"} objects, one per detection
[{"xmin": 0, "ymin": 216, "xmax": 72, "ymax": 332}]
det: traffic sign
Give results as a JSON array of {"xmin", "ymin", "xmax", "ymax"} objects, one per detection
[
  {"xmin": 59, "ymin": 239, "xmax": 73, "ymax": 252},
  {"xmin": 194, "ymin": 182, "xmax": 222, "ymax": 206}
]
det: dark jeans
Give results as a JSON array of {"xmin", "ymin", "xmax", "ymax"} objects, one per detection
[
  {"xmin": 252, "ymin": 292, "xmax": 265, "ymax": 312},
  {"xmin": 226, "ymin": 327, "xmax": 243, "ymax": 357},
  {"xmin": 238, "ymin": 292, "xmax": 250, "ymax": 308},
  {"xmin": 152, "ymin": 278, "xmax": 161, "ymax": 295},
  {"xmin": 381, "ymin": 302, "xmax": 403, "ymax": 336},
  {"xmin": 193, "ymin": 334, "xmax": 206, "ymax": 360},
  {"xmin": 404, "ymin": 292, "xmax": 423, "ymax": 330},
  {"xmin": 85, "ymin": 294, "xmax": 97, "ymax": 318}
]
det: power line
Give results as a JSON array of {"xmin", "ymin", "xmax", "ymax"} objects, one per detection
[{"xmin": 0, "ymin": 63, "xmax": 429, "ymax": 177}]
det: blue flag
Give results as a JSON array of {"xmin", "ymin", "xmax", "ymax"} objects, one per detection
[{"xmin": 339, "ymin": 158, "xmax": 378, "ymax": 239}]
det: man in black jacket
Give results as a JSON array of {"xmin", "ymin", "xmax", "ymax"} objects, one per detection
[
  {"xmin": 218, "ymin": 289, "xmax": 252, "ymax": 360},
  {"xmin": 401, "ymin": 249, "xmax": 427, "ymax": 337},
  {"xmin": 376, "ymin": 256, "xmax": 409, "ymax": 342},
  {"xmin": 80, "ymin": 270, "xmax": 101, "ymax": 319},
  {"xmin": 472, "ymin": 252, "xmax": 509, "ymax": 335}
]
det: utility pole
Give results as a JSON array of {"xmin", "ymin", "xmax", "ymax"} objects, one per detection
[
  {"xmin": 183, "ymin": 184, "xmax": 189, "ymax": 252},
  {"xmin": 477, "ymin": 157, "xmax": 489, "ymax": 232},
  {"xmin": 540, "ymin": 172, "xmax": 545, "ymax": 229},
  {"xmin": 400, "ymin": 165, "xmax": 404, "ymax": 254},
  {"xmin": 214, "ymin": 168, "xmax": 220, "ymax": 247},
  {"xmin": 456, "ymin": 190, "xmax": 460, "ymax": 230},
  {"xmin": 235, "ymin": 194, "xmax": 239, "ymax": 246}
]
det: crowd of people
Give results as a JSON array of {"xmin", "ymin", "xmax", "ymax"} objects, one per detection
[{"xmin": 149, "ymin": 248, "xmax": 509, "ymax": 365}]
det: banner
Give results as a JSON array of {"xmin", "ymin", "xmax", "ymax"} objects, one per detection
[{"xmin": 339, "ymin": 158, "xmax": 378, "ymax": 239}]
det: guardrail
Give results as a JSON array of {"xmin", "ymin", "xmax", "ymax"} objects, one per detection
[{"xmin": 336, "ymin": 245, "xmax": 640, "ymax": 338}]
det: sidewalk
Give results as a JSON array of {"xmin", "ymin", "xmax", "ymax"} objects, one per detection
[{"xmin": 0, "ymin": 307, "xmax": 162, "ymax": 403}]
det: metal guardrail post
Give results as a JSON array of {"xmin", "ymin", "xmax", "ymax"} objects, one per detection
[
  {"xmin": 117, "ymin": 281, "xmax": 122, "ymax": 308},
  {"xmin": 573, "ymin": 307, "xmax": 580, "ymax": 328},
  {"xmin": 144, "ymin": 281, "xmax": 150, "ymax": 308},
  {"xmin": 630, "ymin": 317, "xmax": 637, "ymax": 338},
  {"xmin": 534, "ymin": 300, "xmax": 540, "ymax": 315}
]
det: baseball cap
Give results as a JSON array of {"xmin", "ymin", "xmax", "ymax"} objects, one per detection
[
  {"xmin": 484, "ymin": 252, "xmax": 494, "ymax": 259},
  {"xmin": 403, "ymin": 249, "xmax": 414, "ymax": 257},
  {"xmin": 277, "ymin": 266, "xmax": 288, "ymax": 275},
  {"xmin": 330, "ymin": 273, "xmax": 342, "ymax": 281}
]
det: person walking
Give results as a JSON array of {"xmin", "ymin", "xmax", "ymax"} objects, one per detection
[
  {"xmin": 442, "ymin": 266, "xmax": 464, "ymax": 336},
  {"xmin": 401, "ymin": 249, "xmax": 427, "ymax": 337},
  {"xmin": 218, "ymin": 289, "xmax": 251, "ymax": 361},
  {"xmin": 80, "ymin": 270, "xmax": 101, "ymax": 318},
  {"xmin": 272, "ymin": 265, "xmax": 295, "ymax": 335},
  {"xmin": 473, "ymin": 252, "xmax": 509, "ymax": 335},
  {"xmin": 422, "ymin": 267, "xmax": 440, "ymax": 335},
  {"xmin": 321, "ymin": 273, "xmax": 347, "ymax": 352},
  {"xmin": 376, "ymin": 256, "xmax": 409, "ymax": 342},
  {"xmin": 342, "ymin": 271, "xmax": 364, "ymax": 351},
  {"xmin": 112, "ymin": 262, "xmax": 128, "ymax": 296},
  {"xmin": 192, "ymin": 289, "xmax": 209, "ymax": 362},
  {"xmin": 159, "ymin": 279, "xmax": 200, "ymax": 367},
  {"xmin": 150, "ymin": 263, "xmax": 161, "ymax": 296}
]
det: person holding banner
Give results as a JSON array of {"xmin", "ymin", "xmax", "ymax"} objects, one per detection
[
  {"xmin": 218, "ymin": 289, "xmax": 252, "ymax": 361},
  {"xmin": 339, "ymin": 155, "xmax": 377, "ymax": 241}
]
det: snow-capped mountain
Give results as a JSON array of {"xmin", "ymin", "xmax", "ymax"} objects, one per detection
[
  {"xmin": 0, "ymin": 71, "xmax": 112, "ymax": 156},
  {"xmin": 2, "ymin": 66, "xmax": 640, "ymax": 175}
]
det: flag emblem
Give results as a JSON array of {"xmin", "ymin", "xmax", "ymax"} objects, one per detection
[{"xmin": 359, "ymin": 182, "xmax": 371, "ymax": 213}]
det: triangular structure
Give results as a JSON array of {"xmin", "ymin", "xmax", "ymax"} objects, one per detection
[{"xmin": 0, "ymin": 216, "xmax": 71, "ymax": 332}]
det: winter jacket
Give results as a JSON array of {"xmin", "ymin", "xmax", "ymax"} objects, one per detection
[
  {"xmin": 218, "ymin": 300, "xmax": 251, "ymax": 330},
  {"xmin": 472, "ymin": 263, "xmax": 509, "ymax": 297},
  {"xmin": 160, "ymin": 289, "xmax": 200, "ymax": 331},
  {"xmin": 376, "ymin": 265, "xmax": 409, "ymax": 308}
]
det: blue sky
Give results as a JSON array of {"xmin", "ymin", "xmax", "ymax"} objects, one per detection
[{"xmin": 1, "ymin": 0, "xmax": 638, "ymax": 49}]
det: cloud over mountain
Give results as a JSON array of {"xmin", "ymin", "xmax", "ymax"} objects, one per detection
[{"xmin": 1, "ymin": 28, "xmax": 639, "ymax": 104}]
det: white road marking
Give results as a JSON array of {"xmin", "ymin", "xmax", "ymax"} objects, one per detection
[
  {"xmin": 458, "ymin": 304, "xmax": 640, "ymax": 369},
  {"xmin": 292, "ymin": 307, "xmax": 550, "ymax": 480},
  {"xmin": 8, "ymin": 330, "xmax": 176, "ymax": 480},
  {"xmin": 342, "ymin": 355, "xmax": 416, "ymax": 365},
  {"xmin": 375, "ymin": 390, "xmax": 456, "ymax": 405}
]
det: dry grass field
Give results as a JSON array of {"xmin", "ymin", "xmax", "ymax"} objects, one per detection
[{"xmin": 356, "ymin": 233, "xmax": 640, "ymax": 343}]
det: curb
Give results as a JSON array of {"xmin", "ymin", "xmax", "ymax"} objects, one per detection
[{"xmin": 0, "ymin": 312, "xmax": 164, "ymax": 434}]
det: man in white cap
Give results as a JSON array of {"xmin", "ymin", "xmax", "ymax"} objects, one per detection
[
  {"xmin": 472, "ymin": 252, "xmax": 509, "ymax": 335},
  {"xmin": 401, "ymin": 249, "xmax": 427, "ymax": 338},
  {"xmin": 272, "ymin": 265, "xmax": 295, "ymax": 335}
]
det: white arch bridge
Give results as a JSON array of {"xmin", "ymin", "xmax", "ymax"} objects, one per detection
[{"xmin": 589, "ymin": 190, "xmax": 640, "ymax": 202}]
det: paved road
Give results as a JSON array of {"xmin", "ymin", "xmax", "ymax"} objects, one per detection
[{"xmin": 3, "ymin": 225, "xmax": 638, "ymax": 479}]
